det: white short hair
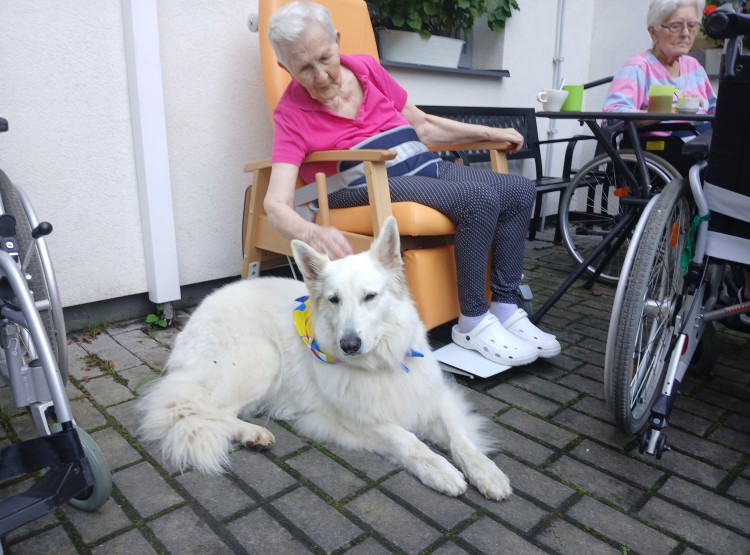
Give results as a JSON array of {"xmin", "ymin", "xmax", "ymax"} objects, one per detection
[
  {"xmin": 269, "ymin": 2, "xmax": 337, "ymax": 65},
  {"xmin": 646, "ymin": 0, "xmax": 705, "ymax": 28}
]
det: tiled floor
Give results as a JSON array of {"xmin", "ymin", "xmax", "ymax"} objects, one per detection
[{"xmin": 2, "ymin": 231, "xmax": 750, "ymax": 554}]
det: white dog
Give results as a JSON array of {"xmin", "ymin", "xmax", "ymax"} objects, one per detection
[{"xmin": 138, "ymin": 217, "xmax": 511, "ymax": 500}]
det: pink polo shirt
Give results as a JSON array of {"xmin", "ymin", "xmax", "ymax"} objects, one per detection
[{"xmin": 272, "ymin": 54, "xmax": 411, "ymax": 183}]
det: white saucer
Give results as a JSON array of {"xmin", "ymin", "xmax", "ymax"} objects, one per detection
[{"xmin": 676, "ymin": 107, "xmax": 699, "ymax": 114}]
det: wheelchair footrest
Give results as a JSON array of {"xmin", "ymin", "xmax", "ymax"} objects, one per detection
[{"xmin": 0, "ymin": 428, "xmax": 94, "ymax": 536}]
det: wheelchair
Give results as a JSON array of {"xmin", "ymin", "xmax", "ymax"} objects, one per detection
[
  {"xmin": 603, "ymin": 6, "xmax": 750, "ymax": 458},
  {"xmin": 0, "ymin": 119, "xmax": 111, "ymax": 550}
]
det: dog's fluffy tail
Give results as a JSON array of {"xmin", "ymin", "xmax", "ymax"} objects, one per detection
[{"xmin": 138, "ymin": 376, "xmax": 235, "ymax": 474}]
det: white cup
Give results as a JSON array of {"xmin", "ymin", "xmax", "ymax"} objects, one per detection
[
  {"xmin": 537, "ymin": 89, "xmax": 569, "ymax": 112},
  {"xmin": 678, "ymin": 96, "xmax": 701, "ymax": 112}
]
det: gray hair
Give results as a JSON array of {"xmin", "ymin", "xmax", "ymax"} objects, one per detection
[
  {"xmin": 268, "ymin": 2, "xmax": 337, "ymax": 66},
  {"xmin": 646, "ymin": 0, "xmax": 705, "ymax": 28}
]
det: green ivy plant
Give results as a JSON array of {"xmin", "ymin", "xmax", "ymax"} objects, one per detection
[{"xmin": 367, "ymin": 0, "xmax": 520, "ymax": 39}]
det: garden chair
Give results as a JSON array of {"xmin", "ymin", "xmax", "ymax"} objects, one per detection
[{"xmin": 242, "ymin": 0, "xmax": 513, "ymax": 330}]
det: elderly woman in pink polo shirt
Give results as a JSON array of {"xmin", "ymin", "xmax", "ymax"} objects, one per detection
[{"xmin": 262, "ymin": 1, "xmax": 562, "ymax": 367}]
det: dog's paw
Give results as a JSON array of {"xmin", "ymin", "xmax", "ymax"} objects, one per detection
[
  {"xmin": 472, "ymin": 466, "xmax": 512, "ymax": 501},
  {"xmin": 418, "ymin": 458, "xmax": 468, "ymax": 497},
  {"xmin": 235, "ymin": 423, "xmax": 275, "ymax": 451}
]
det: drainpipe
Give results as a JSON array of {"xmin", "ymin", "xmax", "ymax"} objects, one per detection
[{"xmin": 121, "ymin": 0, "xmax": 181, "ymax": 306}]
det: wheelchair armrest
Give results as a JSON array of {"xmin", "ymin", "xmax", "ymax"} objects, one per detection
[{"xmin": 638, "ymin": 122, "xmax": 701, "ymax": 135}]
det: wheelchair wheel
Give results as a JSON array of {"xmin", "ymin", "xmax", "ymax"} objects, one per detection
[
  {"xmin": 50, "ymin": 423, "xmax": 112, "ymax": 511},
  {"xmin": 606, "ymin": 178, "xmax": 691, "ymax": 434},
  {"xmin": 0, "ymin": 170, "xmax": 67, "ymax": 382},
  {"xmin": 558, "ymin": 150, "xmax": 681, "ymax": 284}
]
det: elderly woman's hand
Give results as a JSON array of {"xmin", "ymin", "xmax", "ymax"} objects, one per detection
[
  {"xmin": 305, "ymin": 224, "xmax": 354, "ymax": 260},
  {"xmin": 494, "ymin": 128, "xmax": 525, "ymax": 155}
]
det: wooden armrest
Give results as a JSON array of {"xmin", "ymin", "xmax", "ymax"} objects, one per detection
[
  {"xmin": 304, "ymin": 149, "xmax": 397, "ymax": 163},
  {"xmin": 426, "ymin": 141, "xmax": 512, "ymax": 152},
  {"xmin": 244, "ymin": 150, "xmax": 397, "ymax": 173},
  {"xmin": 244, "ymin": 158, "xmax": 272, "ymax": 172}
]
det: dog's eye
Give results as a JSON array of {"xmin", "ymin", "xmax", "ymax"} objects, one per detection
[
  {"xmin": 328, "ymin": 295, "xmax": 339, "ymax": 304},
  {"xmin": 364, "ymin": 293, "xmax": 377, "ymax": 302}
]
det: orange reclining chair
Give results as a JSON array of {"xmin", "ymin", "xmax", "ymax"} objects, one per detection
[{"xmin": 242, "ymin": 0, "xmax": 511, "ymax": 330}]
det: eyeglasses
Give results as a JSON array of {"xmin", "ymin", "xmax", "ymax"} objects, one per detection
[{"xmin": 660, "ymin": 21, "xmax": 701, "ymax": 34}]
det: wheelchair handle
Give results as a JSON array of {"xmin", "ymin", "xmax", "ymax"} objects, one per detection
[{"xmin": 703, "ymin": 5, "xmax": 750, "ymax": 40}]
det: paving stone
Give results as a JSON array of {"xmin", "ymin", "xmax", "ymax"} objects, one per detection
[
  {"xmin": 286, "ymin": 448, "xmax": 368, "ymax": 501},
  {"xmin": 106, "ymin": 399, "xmax": 142, "ymax": 439},
  {"xmin": 149, "ymin": 506, "xmax": 234, "ymax": 553},
  {"xmin": 639, "ymin": 445, "xmax": 727, "ymax": 489},
  {"xmin": 553, "ymin": 408, "xmax": 631, "ymax": 449},
  {"xmin": 638, "ymin": 496, "xmax": 750, "ymax": 553},
  {"xmin": 5, "ymin": 524, "xmax": 77, "ymax": 555},
  {"xmin": 459, "ymin": 384, "xmax": 509, "ymax": 417},
  {"xmin": 506, "ymin": 373, "xmax": 580, "ymax": 404},
  {"xmin": 486, "ymin": 382, "xmax": 561, "ymax": 417},
  {"xmin": 667, "ymin": 427, "xmax": 743, "ymax": 470},
  {"xmin": 229, "ymin": 451, "xmax": 297, "ymax": 498},
  {"xmin": 670, "ymin": 407, "xmax": 713, "ymax": 435},
  {"xmin": 78, "ymin": 332, "xmax": 142, "ymax": 371},
  {"xmin": 260, "ymin": 419, "xmax": 310, "ymax": 458},
  {"xmin": 567, "ymin": 495, "xmax": 678, "ymax": 555},
  {"xmin": 498, "ymin": 408, "xmax": 578, "ymax": 449},
  {"xmin": 346, "ymin": 489, "xmax": 441, "ymax": 553},
  {"xmin": 492, "ymin": 453, "xmax": 575, "ymax": 508},
  {"xmin": 546, "ymin": 456, "xmax": 646, "ymax": 511},
  {"xmin": 90, "ymin": 527, "xmax": 158, "ymax": 554},
  {"xmin": 176, "ymin": 469, "xmax": 256, "ymax": 520},
  {"xmin": 90, "ymin": 426, "xmax": 142, "ymax": 471},
  {"xmin": 118, "ymin": 363, "xmax": 161, "ymax": 395},
  {"xmin": 326, "ymin": 445, "xmax": 398, "ymax": 480},
  {"xmin": 69, "ymin": 395, "xmax": 108, "ymax": 430},
  {"xmin": 708, "ymin": 425, "xmax": 750, "ymax": 454},
  {"xmin": 460, "ymin": 516, "xmax": 546, "ymax": 554},
  {"xmin": 536, "ymin": 517, "xmax": 620, "ymax": 554},
  {"xmin": 113, "ymin": 462, "xmax": 184, "ymax": 518},
  {"xmin": 464, "ymin": 487, "xmax": 547, "ymax": 532},
  {"xmin": 568, "ymin": 395, "xmax": 613, "ymax": 421},
  {"xmin": 62, "ymin": 496, "xmax": 133, "ymax": 545},
  {"xmin": 381, "ymin": 471, "xmax": 475, "ymax": 529},
  {"xmin": 81, "ymin": 374, "xmax": 134, "ymax": 407},
  {"xmin": 493, "ymin": 423, "xmax": 556, "ymax": 466},
  {"xmin": 271, "ymin": 487, "xmax": 363, "ymax": 552},
  {"xmin": 430, "ymin": 541, "xmax": 471, "ymax": 554},
  {"xmin": 571, "ymin": 439, "xmax": 664, "ymax": 488},
  {"xmin": 557, "ymin": 373, "xmax": 605, "ymax": 398},
  {"xmin": 344, "ymin": 537, "xmax": 393, "ymax": 554},
  {"xmin": 727, "ymin": 475, "xmax": 750, "ymax": 504},
  {"xmin": 657, "ymin": 476, "xmax": 750, "ymax": 535}
]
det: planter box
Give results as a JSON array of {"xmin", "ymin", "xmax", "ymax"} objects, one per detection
[{"xmin": 377, "ymin": 29, "xmax": 464, "ymax": 69}]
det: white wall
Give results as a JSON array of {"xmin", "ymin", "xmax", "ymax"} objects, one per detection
[{"xmin": 0, "ymin": 0, "xmax": 649, "ymax": 309}]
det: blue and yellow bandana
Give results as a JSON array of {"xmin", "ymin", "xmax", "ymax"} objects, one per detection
[{"xmin": 293, "ymin": 296, "xmax": 423, "ymax": 371}]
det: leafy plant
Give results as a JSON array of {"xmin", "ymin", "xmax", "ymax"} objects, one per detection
[
  {"xmin": 367, "ymin": 0, "xmax": 520, "ymax": 39},
  {"xmin": 146, "ymin": 303, "xmax": 170, "ymax": 329},
  {"xmin": 702, "ymin": 0, "xmax": 750, "ymax": 49}
]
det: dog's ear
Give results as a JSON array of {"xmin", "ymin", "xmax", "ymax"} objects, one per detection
[
  {"xmin": 291, "ymin": 239, "xmax": 327, "ymax": 282},
  {"xmin": 371, "ymin": 216, "xmax": 402, "ymax": 271}
]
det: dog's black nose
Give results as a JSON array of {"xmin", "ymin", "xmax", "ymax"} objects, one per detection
[{"xmin": 339, "ymin": 333, "xmax": 361, "ymax": 355}]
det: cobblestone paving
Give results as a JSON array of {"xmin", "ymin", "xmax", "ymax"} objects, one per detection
[{"xmin": 2, "ymin": 235, "xmax": 750, "ymax": 554}]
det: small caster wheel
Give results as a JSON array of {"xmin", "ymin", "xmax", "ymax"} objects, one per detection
[
  {"xmin": 639, "ymin": 431, "xmax": 650, "ymax": 454},
  {"xmin": 655, "ymin": 433, "xmax": 670, "ymax": 460}
]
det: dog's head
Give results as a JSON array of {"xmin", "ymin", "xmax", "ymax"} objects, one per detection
[{"xmin": 291, "ymin": 217, "xmax": 421, "ymax": 368}]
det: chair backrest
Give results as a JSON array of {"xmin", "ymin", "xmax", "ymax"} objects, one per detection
[
  {"xmin": 418, "ymin": 106, "xmax": 544, "ymax": 178},
  {"xmin": 257, "ymin": 0, "xmax": 378, "ymax": 119}
]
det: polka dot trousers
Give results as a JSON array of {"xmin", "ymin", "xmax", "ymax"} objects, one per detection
[{"xmin": 327, "ymin": 161, "xmax": 536, "ymax": 317}]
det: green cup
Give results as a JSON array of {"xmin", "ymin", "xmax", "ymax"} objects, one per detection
[{"xmin": 561, "ymin": 85, "xmax": 584, "ymax": 112}]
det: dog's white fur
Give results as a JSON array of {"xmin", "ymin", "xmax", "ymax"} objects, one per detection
[{"xmin": 138, "ymin": 217, "xmax": 511, "ymax": 500}]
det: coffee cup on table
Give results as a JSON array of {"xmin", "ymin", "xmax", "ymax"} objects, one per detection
[
  {"xmin": 677, "ymin": 96, "xmax": 701, "ymax": 113},
  {"xmin": 537, "ymin": 89, "xmax": 569, "ymax": 112},
  {"xmin": 648, "ymin": 84, "xmax": 683, "ymax": 113},
  {"xmin": 561, "ymin": 85, "xmax": 584, "ymax": 111}
]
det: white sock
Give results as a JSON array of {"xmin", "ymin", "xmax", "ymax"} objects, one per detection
[
  {"xmin": 457, "ymin": 312, "xmax": 489, "ymax": 333},
  {"xmin": 490, "ymin": 302, "xmax": 519, "ymax": 325}
]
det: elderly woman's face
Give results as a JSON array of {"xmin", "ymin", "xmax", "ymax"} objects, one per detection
[
  {"xmin": 279, "ymin": 23, "xmax": 342, "ymax": 103},
  {"xmin": 649, "ymin": 5, "xmax": 701, "ymax": 60}
]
